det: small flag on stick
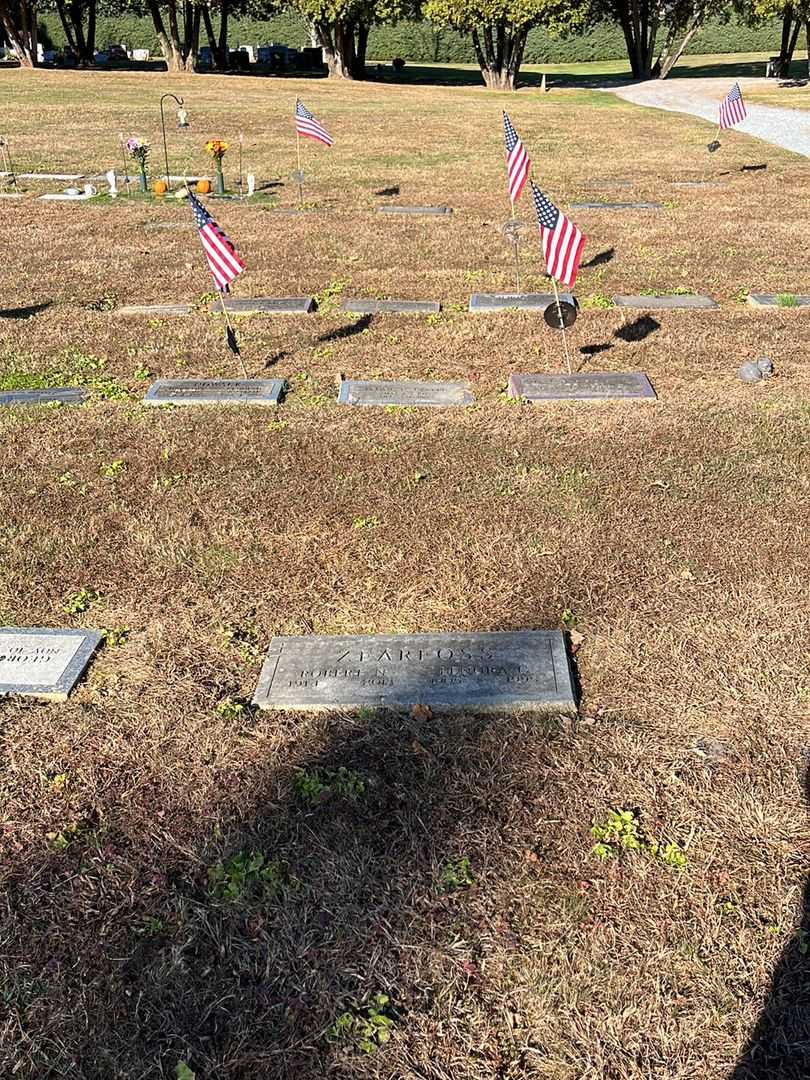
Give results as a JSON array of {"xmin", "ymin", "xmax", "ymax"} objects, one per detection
[
  {"xmin": 295, "ymin": 100, "xmax": 333, "ymax": 147},
  {"xmin": 530, "ymin": 181, "xmax": 585, "ymax": 289},
  {"xmin": 188, "ymin": 189, "xmax": 245, "ymax": 292},
  {"xmin": 719, "ymin": 82, "xmax": 747, "ymax": 130},
  {"xmin": 503, "ymin": 112, "xmax": 530, "ymax": 204}
]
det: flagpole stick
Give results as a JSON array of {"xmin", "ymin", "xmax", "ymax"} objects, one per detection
[
  {"xmin": 238, "ymin": 132, "xmax": 244, "ymax": 200},
  {"xmin": 510, "ymin": 200, "xmax": 521, "ymax": 293},
  {"xmin": 119, "ymin": 135, "xmax": 132, "ymax": 197},
  {"xmin": 218, "ymin": 290, "xmax": 248, "ymax": 379},
  {"xmin": 296, "ymin": 128, "xmax": 304, "ymax": 205},
  {"xmin": 551, "ymin": 276, "xmax": 572, "ymax": 375}
]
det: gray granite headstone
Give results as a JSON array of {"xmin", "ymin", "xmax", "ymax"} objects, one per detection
[
  {"xmin": 340, "ymin": 299, "xmax": 441, "ymax": 315},
  {"xmin": 0, "ymin": 387, "xmax": 87, "ymax": 407},
  {"xmin": 377, "ymin": 205, "xmax": 452, "ymax": 216},
  {"xmin": 338, "ymin": 379, "xmax": 474, "ymax": 407},
  {"xmin": 117, "ymin": 303, "xmax": 192, "ymax": 316},
  {"xmin": 253, "ymin": 630, "xmax": 576, "ymax": 713},
  {"xmin": 585, "ymin": 179, "xmax": 632, "ymax": 188},
  {"xmin": 143, "ymin": 379, "xmax": 284, "ymax": 406},
  {"xmin": 570, "ymin": 202, "xmax": 663, "ymax": 210},
  {"xmin": 613, "ymin": 294, "xmax": 719, "ymax": 310},
  {"xmin": 19, "ymin": 172, "xmax": 83, "ymax": 181},
  {"xmin": 469, "ymin": 292, "xmax": 574, "ymax": 313},
  {"xmin": 671, "ymin": 181, "xmax": 725, "ymax": 188},
  {"xmin": 509, "ymin": 372, "xmax": 657, "ymax": 401},
  {"xmin": 212, "ymin": 296, "xmax": 316, "ymax": 315},
  {"xmin": 748, "ymin": 293, "xmax": 810, "ymax": 308},
  {"xmin": 0, "ymin": 627, "xmax": 103, "ymax": 701}
]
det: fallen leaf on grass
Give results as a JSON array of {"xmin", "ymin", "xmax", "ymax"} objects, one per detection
[
  {"xmin": 411, "ymin": 703, "xmax": 433, "ymax": 721},
  {"xmin": 568, "ymin": 629, "xmax": 585, "ymax": 653}
]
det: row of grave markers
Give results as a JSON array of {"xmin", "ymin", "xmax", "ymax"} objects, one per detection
[
  {"xmin": 0, "ymin": 627, "xmax": 578, "ymax": 713},
  {"xmin": 107, "ymin": 292, "xmax": 803, "ymax": 319}
]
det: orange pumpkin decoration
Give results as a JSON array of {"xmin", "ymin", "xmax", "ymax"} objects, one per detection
[
  {"xmin": 153, "ymin": 179, "xmax": 168, "ymax": 196},
  {"xmin": 196, "ymin": 179, "xmax": 211, "ymax": 195}
]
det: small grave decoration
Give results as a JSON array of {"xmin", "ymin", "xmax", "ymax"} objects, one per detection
[
  {"xmin": 126, "ymin": 138, "xmax": 150, "ymax": 192},
  {"xmin": 205, "ymin": 139, "xmax": 228, "ymax": 195}
]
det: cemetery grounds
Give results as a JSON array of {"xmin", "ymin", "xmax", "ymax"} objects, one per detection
[{"xmin": 0, "ymin": 66, "xmax": 809, "ymax": 1079}]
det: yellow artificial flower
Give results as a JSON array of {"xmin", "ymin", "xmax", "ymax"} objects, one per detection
[{"xmin": 205, "ymin": 139, "xmax": 229, "ymax": 159}]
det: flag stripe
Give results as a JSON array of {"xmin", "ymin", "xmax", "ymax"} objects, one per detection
[{"xmin": 503, "ymin": 111, "xmax": 530, "ymax": 205}]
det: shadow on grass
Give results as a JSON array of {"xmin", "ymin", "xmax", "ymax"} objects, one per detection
[
  {"xmin": 317, "ymin": 313, "xmax": 374, "ymax": 343},
  {"xmin": 729, "ymin": 766, "xmax": 810, "ymax": 1079},
  {"xmin": 0, "ymin": 302, "xmax": 51, "ymax": 319},
  {"xmin": 614, "ymin": 315, "xmax": 660, "ymax": 343},
  {"xmin": 0, "ymin": 699, "xmax": 571, "ymax": 1078}
]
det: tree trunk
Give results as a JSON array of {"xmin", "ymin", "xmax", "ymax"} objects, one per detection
[
  {"xmin": 614, "ymin": 0, "xmax": 656, "ymax": 78},
  {"xmin": 806, "ymin": 20, "xmax": 809, "ymax": 79},
  {"xmin": 470, "ymin": 22, "xmax": 524, "ymax": 89},
  {"xmin": 659, "ymin": 18, "xmax": 702, "ymax": 79},
  {"xmin": 777, "ymin": 9, "xmax": 801, "ymax": 76},
  {"xmin": 3, "ymin": 0, "xmax": 38, "ymax": 66},
  {"xmin": 317, "ymin": 19, "xmax": 360, "ymax": 78},
  {"xmin": 55, "ymin": 0, "xmax": 78, "ymax": 54},
  {"xmin": 217, "ymin": 0, "xmax": 229, "ymax": 68},
  {"xmin": 147, "ymin": 0, "xmax": 196, "ymax": 71}
]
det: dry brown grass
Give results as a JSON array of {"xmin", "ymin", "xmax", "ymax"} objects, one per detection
[{"xmin": 0, "ymin": 68, "xmax": 809, "ymax": 1080}]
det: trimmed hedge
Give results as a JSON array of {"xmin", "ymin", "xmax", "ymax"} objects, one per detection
[{"xmin": 37, "ymin": 11, "xmax": 785, "ymax": 66}]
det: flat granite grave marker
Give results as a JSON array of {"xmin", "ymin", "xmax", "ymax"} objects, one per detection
[
  {"xmin": 211, "ymin": 296, "xmax": 316, "ymax": 315},
  {"xmin": 469, "ymin": 291, "xmax": 574, "ymax": 314},
  {"xmin": 613, "ymin": 294, "xmax": 719, "ymax": 310},
  {"xmin": 377, "ymin": 205, "xmax": 452, "ymax": 216},
  {"xmin": 570, "ymin": 202, "xmax": 663, "ymax": 211},
  {"xmin": 143, "ymin": 379, "xmax": 284, "ymax": 406},
  {"xmin": 748, "ymin": 293, "xmax": 810, "ymax": 308},
  {"xmin": 0, "ymin": 387, "xmax": 87, "ymax": 407},
  {"xmin": 340, "ymin": 298, "xmax": 441, "ymax": 315},
  {"xmin": 0, "ymin": 627, "xmax": 103, "ymax": 701},
  {"xmin": 117, "ymin": 303, "xmax": 192, "ymax": 317},
  {"xmin": 253, "ymin": 630, "xmax": 576, "ymax": 713},
  {"xmin": 338, "ymin": 379, "xmax": 474, "ymax": 407},
  {"xmin": 585, "ymin": 179, "xmax": 633, "ymax": 188},
  {"xmin": 509, "ymin": 372, "xmax": 657, "ymax": 402}
]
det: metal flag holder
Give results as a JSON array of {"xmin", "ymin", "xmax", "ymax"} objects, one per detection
[
  {"xmin": 0, "ymin": 137, "xmax": 17, "ymax": 190},
  {"xmin": 501, "ymin": 215, "xmax": 525, "ymax": 293},
  {"xmin": 238, "ymin": 131, "xmax": 244, "ymax": 199},
  {"xmin": 544, "ymin": 278, "xmax": 578, "ymax": 375},
  {"xmin": 294, "ymin": 99, "xmax": 306, "ymax": 205}
]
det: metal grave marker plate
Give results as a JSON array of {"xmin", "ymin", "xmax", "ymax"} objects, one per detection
[
  {"xmin": 748, "ymin": 293, "xmax": 810, "ymax": 308},
  {"xmin": 0, "ymin": 387, "xmax": 87, "ymax": 407},
  {"xmin": 0, "ymin": 627, "xmax": 103, "ymax": 701},
  {"xmin": 117, "ymin": 303, "xmax": 192, "ymax": 317},
  {"xmin": 253, "ymin": 631, "xmax": 576, "ymax": 713},
  {"xmin": 143, "ymin": 379, "xmax": 284, "ymax": 406},
  {"xmin": 613, "ymin": 294, "xmax": 719, "ymax": 310},
  {"xmin": 585, "ymin": 179, "xmax": 632, "ymax": 188},
  {"xmin": 377, "ymin": 205, "xmax": 452, "ymax": 216},
  {"xmin": 212, "ymin": 296, "xmax": 316, "ymax": 315},
  {"xmin": 470, "ymin": 292, "xmax": 574, "ymax": 314},
  {"xmin": 570, "ymin": 202, "xmax": 663, "ymax": 210},
  {"xmin": 338, "ymin": 379, "xmax": 474, "ymax": 407},
  {"xmin": 340, "ymin": 299, "xmax": 441, "ymax": 315},
  {"xmin": 509, "ymin": 372, "xmax": 657, "ymax": 402}
]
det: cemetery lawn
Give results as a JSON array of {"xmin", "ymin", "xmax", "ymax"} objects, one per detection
[{"xmin": 1, "ymin": 68, "xmax": 810, "ymax": 1079}]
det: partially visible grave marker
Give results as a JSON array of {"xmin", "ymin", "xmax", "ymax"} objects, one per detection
[
  {"xmin": 212, "ymin": 297, "xmax": 316, "ymax": 315},
  {"xmin": 509, "ymin": 372, "xmax": 657, "ymax": 401},
  {"xmin": 338, "ymin": 379, "xmax": 473, "ymax": 407},
  {"xmin": 469, "ymin": 291, "xmax": 574, "ymax": 314},
  {"xmin": 143, "ymin": 379, "xmax": 285, "ymax": 406},
  {"xmin": 614, "ymin": 294, "xmax": 719, "ymax": 310},
  {"xmin": 748, "ymin": 293, "xmax": 810, "ymax": 308},
  {"xmin": 340, "ymin": 299, "xmax": 441, "ymax": 315},
  {"xmin": 570, "ymin": 202, "xmax": 663, "ymax": 211},
  {"xmin": 0, "ymin": 387, "xmax": 87, "ymax": 407},
  {"xmin": 117, "ymin": 303, "xmax": 192, "ymax": 317},
  {"xmin": 0, "ymin": 627, "xmax": 103, "ymax": 701},
  {"xmin": 253, "ymin": 630, "xmax": 576, "ymax": 713},
  {"xmin": 377, "ymin": 205, "xmax": 452, "ymax": 216}
]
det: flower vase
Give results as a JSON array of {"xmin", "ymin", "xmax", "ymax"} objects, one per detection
[
  {"xmin": 215, "ymin": 166, "xmax": 225, "ymax": 195},
  {"xmin": 138, "ymin": 170, "xmax": 147, "ymax": 193}
]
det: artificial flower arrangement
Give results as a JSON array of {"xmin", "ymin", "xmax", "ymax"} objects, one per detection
[
  {"xmin": 205, "ymin": 139, "xmax": 228, "ymax": 194},
  {"xmin": 126, "ymin": 137, "xmax": 150, "ymax": 192}
]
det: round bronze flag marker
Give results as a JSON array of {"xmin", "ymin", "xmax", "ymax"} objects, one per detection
[
  {"xmin": 707, "ymin": 140, "xmax": 721, "ymax": 154},
  {"xmin": 544, "ymin": 299, "xmax": 578, "ymax": 330}
]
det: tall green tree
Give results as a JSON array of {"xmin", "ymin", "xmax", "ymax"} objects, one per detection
[
  {"xmin": 595, "ymin": 0, "xmax": 731, "ymax": 79},
  {"xmin": 424, "ymin": 0, "xmax": 588, "ymax": 88},
  {"xmin": 736, "ymin": 0, "xmax": 809, "ymax": 76},
  {"xmin": 294, "ymin": 0, "xmax": 416, "ymax": 78}
]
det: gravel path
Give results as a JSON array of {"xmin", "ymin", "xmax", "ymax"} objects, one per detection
[{"xmin": 611, "ymin": 78, "xmax": 810, "ymax": 158}]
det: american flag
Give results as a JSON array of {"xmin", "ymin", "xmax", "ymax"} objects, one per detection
[
  {"xmin": 719, "ymin": 83, "xmax": 747, "ymax": 130},
  {"xmin": 530, "ymin": 181, "xmax": 585, "ymax": 288},
  {"xmin": 295, "ymin": 100, "xmax": 333, "ymax": 147},
  {"xmin": 503, "ymin": 111, "xmax": 530, "ymax": 204},
  {"xmin": 188, "ymin": 190, "xmax": 245, "ymax": 292}
]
